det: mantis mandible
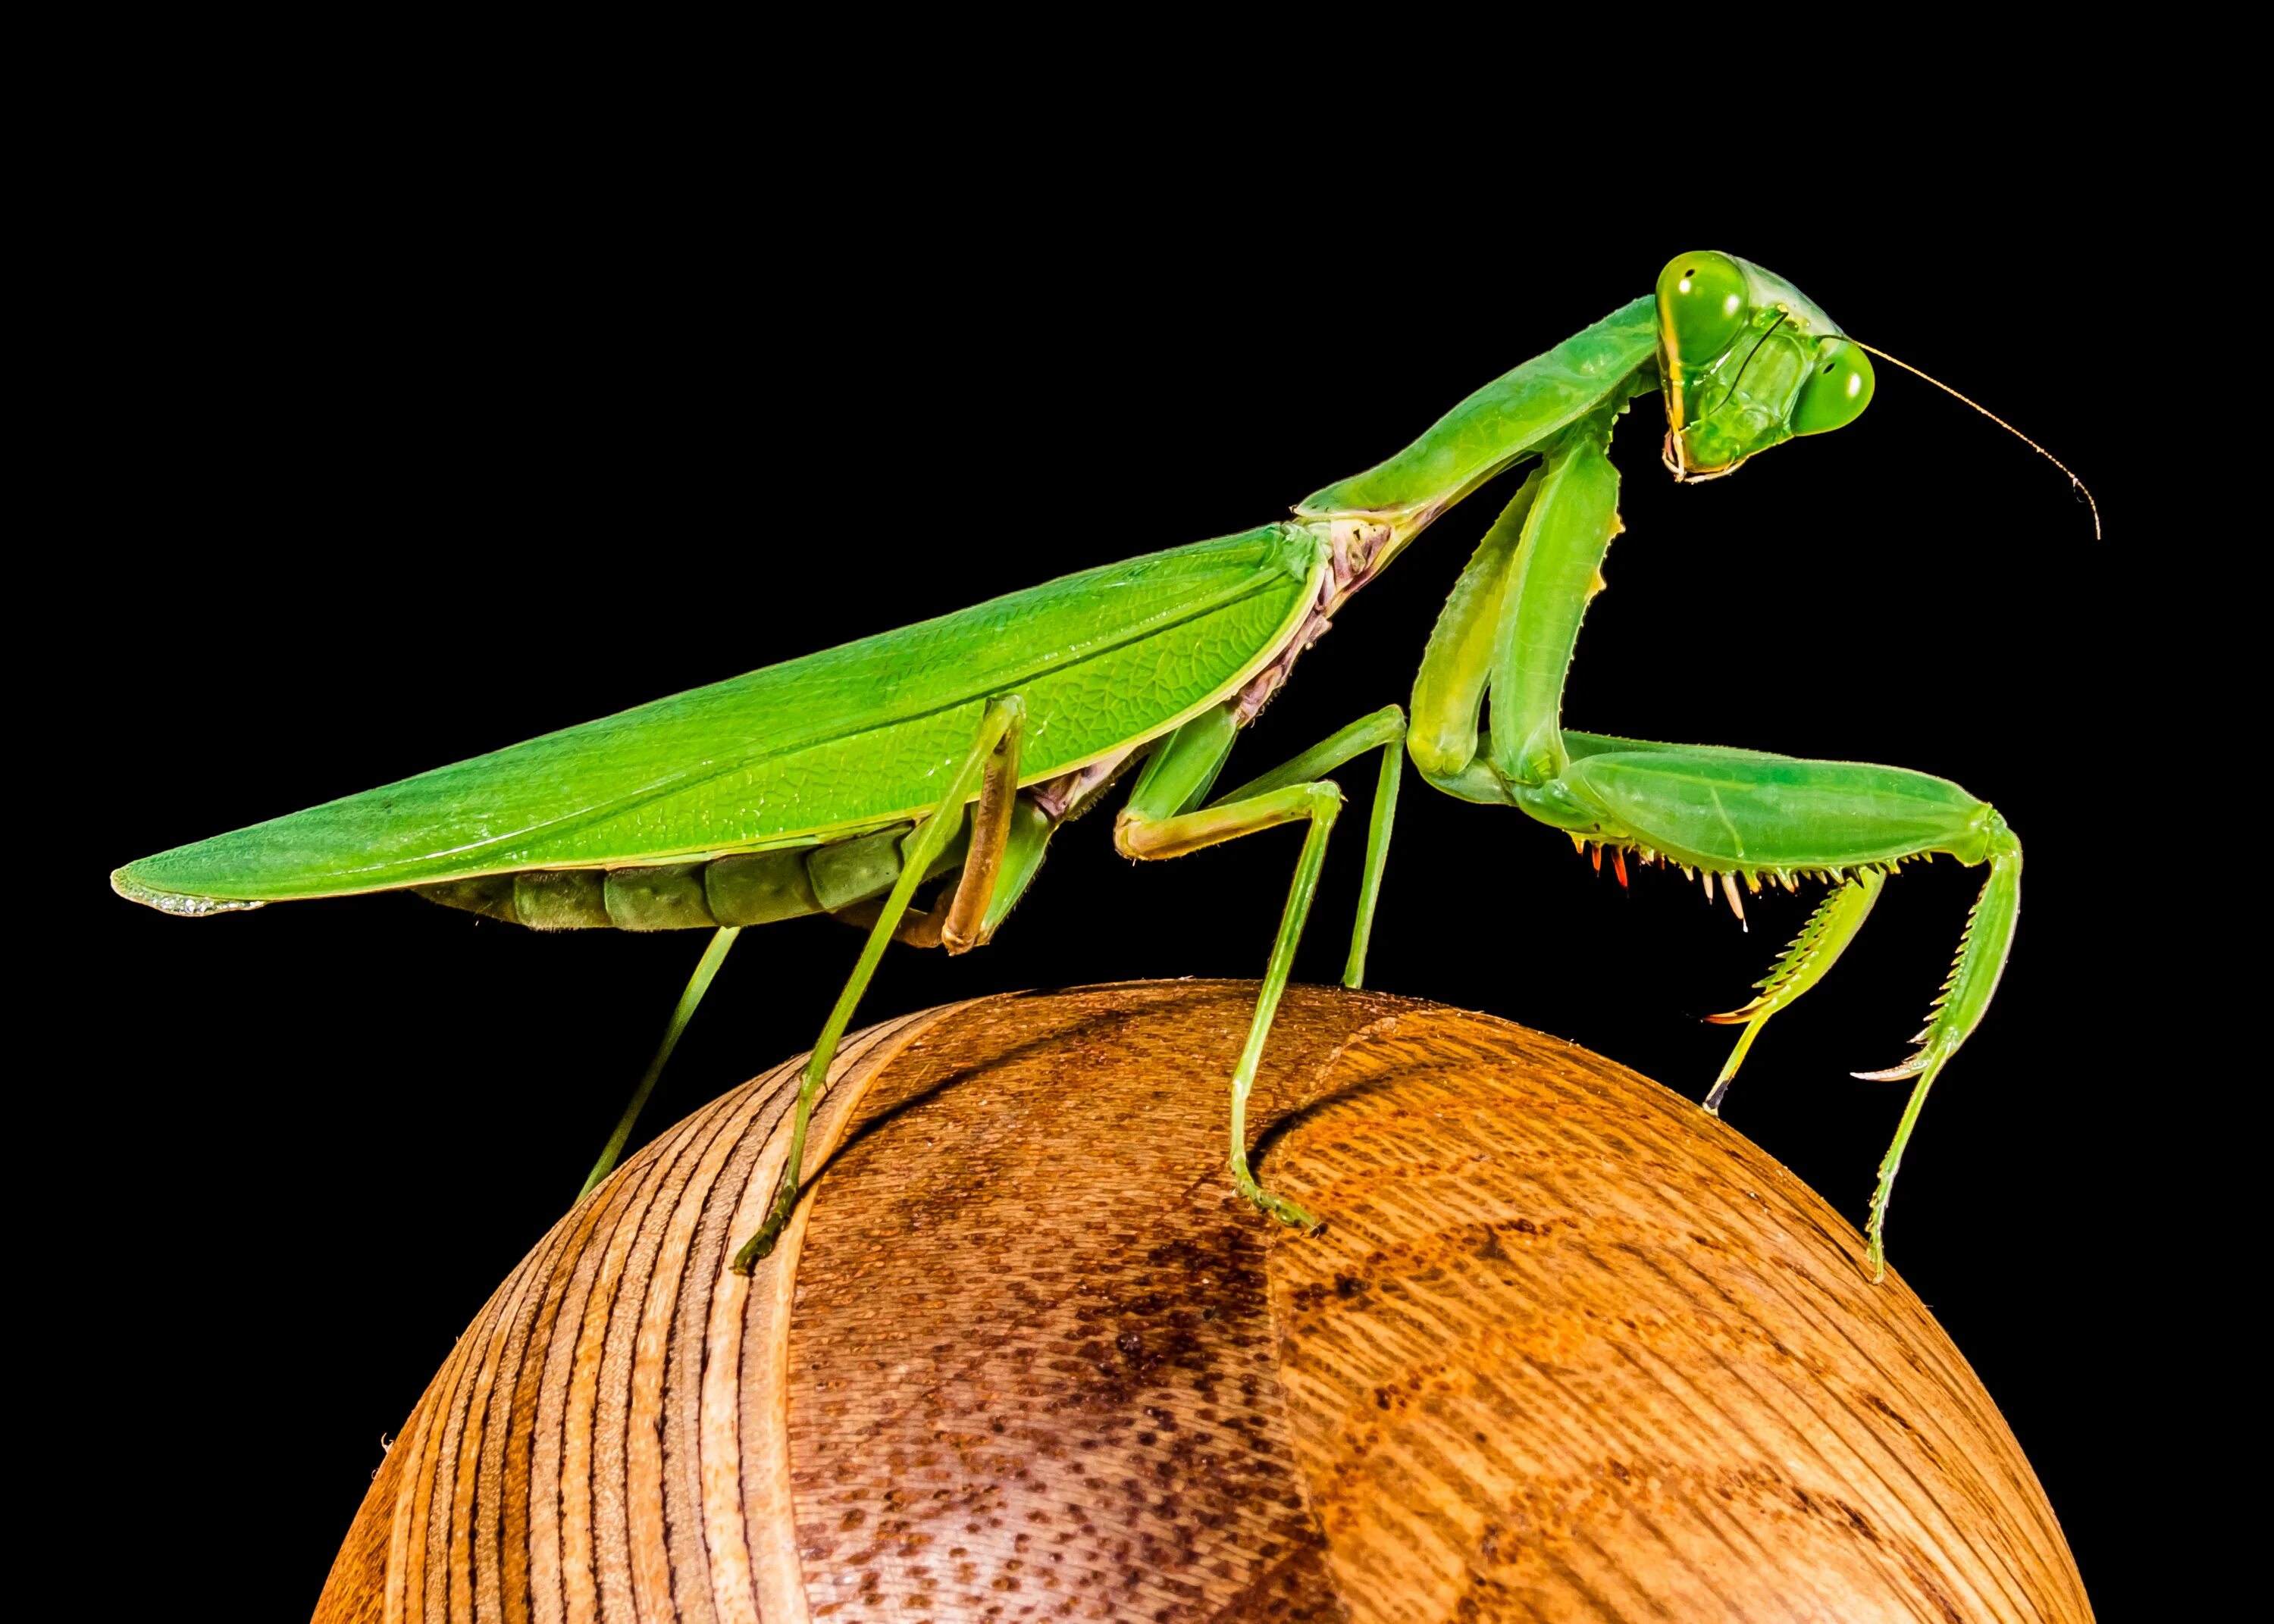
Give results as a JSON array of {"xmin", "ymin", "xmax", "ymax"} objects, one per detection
[{"xmin": 113, "ymin": 252, "xmax": 2087, "ymax": 1279}]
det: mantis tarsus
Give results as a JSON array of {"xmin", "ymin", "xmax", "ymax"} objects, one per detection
[{"xmin": 114, "ymin": 252, "xmax": 2084, "ymax": 1280}]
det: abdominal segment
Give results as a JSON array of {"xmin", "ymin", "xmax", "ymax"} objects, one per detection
[{"xmin": 414, "ymin": 818, "xmax": 972, "ymax": 931}]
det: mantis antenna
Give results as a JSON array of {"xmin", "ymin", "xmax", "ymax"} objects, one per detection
[{"xmin": 1843, "ymin": 339, "xmax": 2102, "ymax": 539}]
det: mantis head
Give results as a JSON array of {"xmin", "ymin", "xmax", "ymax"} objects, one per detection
[{"xmin": 1655, "ymin": 251, "xmax": 1875, "ymax": 480}]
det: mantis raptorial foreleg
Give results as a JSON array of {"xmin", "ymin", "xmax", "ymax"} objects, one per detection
[
  {"xmin": 731, "ymin": 695, "xmax": 1027, "ymax": 1272},
  {"xmin": 1568, "ymin": 744, "xmax": 2025, "ymax": 1275},
  {"xmin": 1702, "ymin": 870, "xmax": 1882, "ymax": 1115},
  {"xmin": 1406, "ymin": 403, "xmax": 2024, "ymax": 1275},
  {"xmin": 1852, "ymin": 846, "xmax": 2021, "ymax": 1276},
  {"xmin": 1115, "ymin": 701, "xmax": 1405, "ymax": 1228}
]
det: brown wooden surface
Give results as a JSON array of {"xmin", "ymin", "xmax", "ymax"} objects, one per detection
[{"xmin": 313, "ymin": 981, "xmax": 2090, "ymax": 1622}]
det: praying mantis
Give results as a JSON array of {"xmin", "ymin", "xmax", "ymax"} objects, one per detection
[{"xmin": 113, "ymin": 251, "xmax": 2088, "ymax": 1280}]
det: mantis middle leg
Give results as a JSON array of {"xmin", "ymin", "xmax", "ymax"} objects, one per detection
[
  {"xmin": 1114, "ymin": 700, "xmax": 1406, "ymax": 1228},
  {"xmin": 1409, "ymin": 403, "xmax": 2022, "ymax": 1277}
]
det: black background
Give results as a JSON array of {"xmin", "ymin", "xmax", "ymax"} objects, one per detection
[{"xmin": 43, "ymin": 88, "xmax": 2213, "ymax": 1618}]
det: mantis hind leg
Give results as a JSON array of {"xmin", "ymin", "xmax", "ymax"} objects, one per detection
[
  {"xmin": 829, "ymin": 793, "xmax": 1056, "ymax": 951},
  {"xmin": 1115, "ymin": 701, "xmax": 1406, "ymax": 1230},
  {"xmin": 1555, "ymin": 742, "xmax": 2022, "ymax": 1278},
  {"xmin": 730, "ymin": 695, "xmax": 1029, "ymax": 1273},
  {"xmin": 578, "ymin": 718, "xmax": 1050, "ymax": 1208},
  {"xmin": 578, "ymin": 924, "xmax": 744, "ymax": 1199}
]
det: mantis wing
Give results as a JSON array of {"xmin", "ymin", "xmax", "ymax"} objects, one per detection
[{"xmin": 116, "ymin": 525, "xmax": 1325, "ymax": 910}]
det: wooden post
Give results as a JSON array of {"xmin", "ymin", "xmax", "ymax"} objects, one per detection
[{"xmin": 314, "ymin": 981, "xmax": 2090, "ymax": 1622}]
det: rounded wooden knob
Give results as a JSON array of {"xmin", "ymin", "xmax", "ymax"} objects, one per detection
[{"xmin": 314, "ymin": 981, "xmax": 2088, "ymax": 1622}]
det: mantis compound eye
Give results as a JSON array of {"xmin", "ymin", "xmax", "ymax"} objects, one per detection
[
  {"xmin": 1790, "ymin": 340, "xmax": 1876, "ymax": 435},
  {"xmin": 1656, "ymin": 252, "xmax": 1749, "ymax": 368}
]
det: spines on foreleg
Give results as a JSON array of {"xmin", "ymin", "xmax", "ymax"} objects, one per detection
[{"xmin": 1854, "ymin": 817, "xmax": 2022, "ymax": 1085}]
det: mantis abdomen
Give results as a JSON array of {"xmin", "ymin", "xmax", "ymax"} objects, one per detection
[{"xmin": 414, "ymin": 816, "xmax": 980, "ymax": 931}]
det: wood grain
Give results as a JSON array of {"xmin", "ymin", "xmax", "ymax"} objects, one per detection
[{"xmin": 312, "ymin": 981, "xmax": 2090, "ymax": 1622}]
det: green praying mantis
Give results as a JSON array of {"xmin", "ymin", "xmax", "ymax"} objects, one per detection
[{"xmin": 114, "ymin": 251, "xmax": 2092, "ymax": 1280}]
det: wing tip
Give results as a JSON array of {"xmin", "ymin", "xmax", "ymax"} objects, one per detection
[{"xmin": 110, "ymin": 864, "xmax": 265, "ymax": 918}]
